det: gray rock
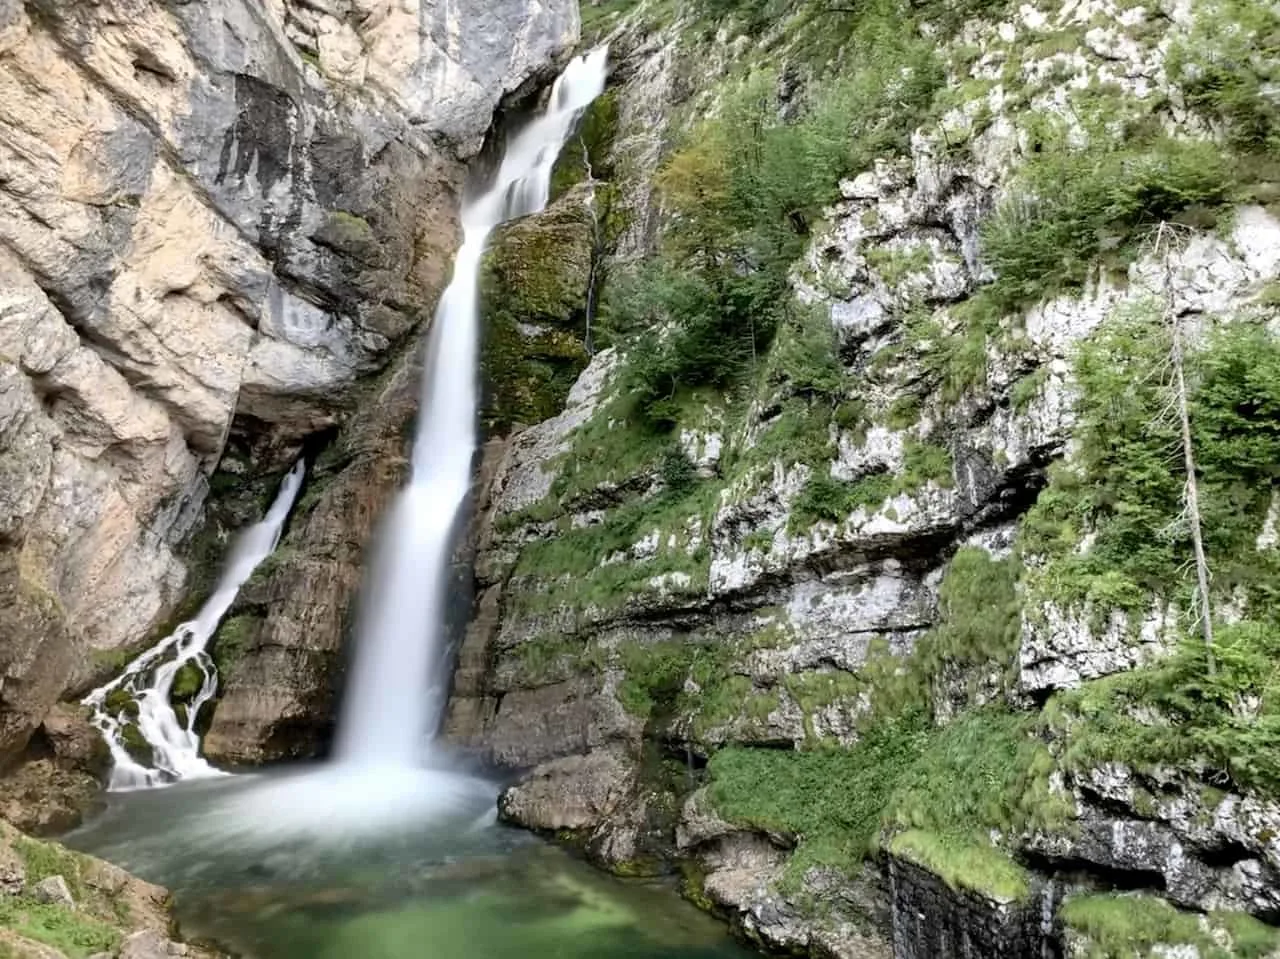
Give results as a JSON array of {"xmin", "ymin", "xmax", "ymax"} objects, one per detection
[
  {"xmin": 498, "ymin": 745, "xmax": 637, "ymax": 832},
  {"xmin": 32, "ymin": 875, "xmax": 74, "ymax": 909},
  {"xmin": 0, "ymin": 844, "xmax": 23, "ymax": 896},
  {"xmin": 119, "ymin": 930, "xmax": 177, "ymax": 959},
  {"xmin": 0, "ymin": 0, "xmax": 579, "ymax": 765}
]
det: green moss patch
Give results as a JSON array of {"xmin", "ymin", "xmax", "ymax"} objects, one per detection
[
  {"xmin": 1062, "ymin": 894, "xmax": 1280, "ymax": 959},
  {"xmin": 889, "ymin": 830, "xmax": 1029, "ymax": 902},
  {"xmin": 212, "ymin": 613, "xmax": 261, "ymax": 683},
  {"xmin": 706, "ymin": 707, "xmax": 1060, "ymax": 896}
]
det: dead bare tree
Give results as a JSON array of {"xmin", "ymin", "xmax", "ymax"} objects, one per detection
[{"xmin": 1149, "ymin": 222, "xmax": 1216, "ymax": 675}]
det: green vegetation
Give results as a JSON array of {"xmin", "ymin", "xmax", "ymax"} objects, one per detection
[
  {"xmin": 788, "ymin": 471, "xmax": 892, "ymax": 530},
  {"xmin": 1168, "ymin": 0, "xmax": 1280, "ymax": 154},
  {"xmin": 211, "ymin": 613, "xmax": 260, "ymax": 681},
  {"xmin": 513, "ymin": 634, "xmax": 605, "ymax": 684},
  {"xmin": 549, "ymin": 90, "xmax": 620, "ymax": 201},
  {"xmin": 601, "ymin": 20, "xmax": 943, "ymax": 427},
  {"xmin": 911, "ymin": 548, "xmax": 1021, "ymax": 694},
  {"xmin": 787, "ymin": 441, "xmax": 951, "ymax": 532},
  {"xmin": 1021, "ymin": 312, "xmax": 1280, "ymax": 618},
  {"xmin": 170, "ymin": 662, "xmax": 204, "ymax": 702},
  {"xmin": 1010, "ymin": 308, "xmax": 1280, "ymax": 796},
  {"xmin": 480, "ymin": 198, "xmax": 597, "ymax": 433},
  {"xmin": 1047, "ymin": 620, "xmax": 1280, "ymax": 795},
  {"xmin": 707, "ymin": 706, "xmax": 1057, "ymax": 895},
  {"xmin": 1061, "ymin": 894, "xmax": 1280, "ymax": 959},
  {"xmin": 982, "ymin": 137, "xmax": 1233, "ymax": 314},
  {"xmin": 509, "ymin": 475, "xmax": 716, "ymax": 617},
  {"xmin": 14, "ymin": 837, "xmax": 85, "ymax": 903},
  {"xmin": 889, "ymin": 830, "xmax": 1028, "ymax": 902},
  {"xmin": 0, "ymin": 899, "xmax": 121, "ymax": 958}
]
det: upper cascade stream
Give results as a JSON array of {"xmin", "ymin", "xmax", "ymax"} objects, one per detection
[
  {"xmin": 332, "ymin": 45, "xmax": 610, "ymax": 767},
  {"xmin": 83, "ymin": 460, "xmax": 306, "ymax": 789}
]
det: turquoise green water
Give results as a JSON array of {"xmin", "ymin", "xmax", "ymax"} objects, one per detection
[{"xmin": 65, "ymin": 769, "xmax": 751, "ymax": 959}]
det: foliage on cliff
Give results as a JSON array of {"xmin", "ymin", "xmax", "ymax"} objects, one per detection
[{"xmin": 481, "ymin": 0, "xmax": 1280, "ymax": 941}]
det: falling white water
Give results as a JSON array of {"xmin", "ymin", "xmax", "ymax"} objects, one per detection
[
  {"xmin": 333, "ymin": 46, "xmax": 610, "ymax": 766},
  {"xmin": 83, "ymin": 461, "xmax": 306, "ymax": 790}
]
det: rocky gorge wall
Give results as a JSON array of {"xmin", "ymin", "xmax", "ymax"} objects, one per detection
[
  {"xmin": 0, "ymin": 0, "xmax": 578, "ymax": 782},
  {"xmin": 444, "ymin": 0, "xmax": 1280, "ymax": 956}
]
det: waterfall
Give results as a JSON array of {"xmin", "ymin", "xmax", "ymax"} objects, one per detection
[
  {"xmin": 83, "ymin": 460, "xmax": 306, "ymax": 789},
  {"xmin": 334, "ymin": 46, "xmax": 610, "ymax": 766},
  {"xmin": 82, "ymin": 48, "xmax": 608, "ymax": 798}
]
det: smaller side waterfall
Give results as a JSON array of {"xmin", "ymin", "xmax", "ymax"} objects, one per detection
[{"xmin": 84, "ymin": 461, "xmax": 306, "ymax": 789}]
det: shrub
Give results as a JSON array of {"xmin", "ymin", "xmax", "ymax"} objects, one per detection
[
  {"xmin": 1167, "ymin": 0, "xmax": 1280, "ymax": 153},
  {"xmin": 983, "ymin": 137, "xmax": 1234, "ymax": 312}
]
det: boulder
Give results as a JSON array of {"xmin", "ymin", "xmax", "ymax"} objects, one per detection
[{"xmin": 31, "ymin": 875, "xmax": 74, "ymax": 909}]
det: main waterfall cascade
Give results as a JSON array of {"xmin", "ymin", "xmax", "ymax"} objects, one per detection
[
  {"xmin": 335, "ymin": 45, "xmax": 611, "ymax": 764},
  {"xmin": 81, "ymin": 48, "xmax": 609, "ymax": 828},
  {"xmin": 83, "ymin": 460, "xmax": 307, "ymax": 789}
]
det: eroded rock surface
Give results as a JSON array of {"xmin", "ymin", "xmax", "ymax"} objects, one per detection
[{"xmin": 0, "ymin": 0, "xmax": 578, "ymax": 764}]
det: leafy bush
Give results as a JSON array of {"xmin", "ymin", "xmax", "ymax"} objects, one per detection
[
  {"xmin": 983, "ymin": 138, "xmax": 1234, "ymax": 311},
  {"xmin": 1021, "ymin": 311, "xmax": 1280, "ymax": 617},
  {"xmin": 1167, "ymin": 0, "xmax": 1280, "ymax": 153},
  {"xmin": 1049, "ymin": 621, "xmax": 1280, "ymax": 794},
  {"xmin": 660, "ymin": 446, "xmax": 699, "ymax": 493},
  {"xmin": 789, "ymin": 471, "xmax": 893, "ymax": 529}
]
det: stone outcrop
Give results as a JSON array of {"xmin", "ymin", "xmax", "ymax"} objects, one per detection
[
  {"xmin": 0, "ymin": 0, "xmax": 578, "ymax": 765},
  {"xmin": 0, "ymin": 819, "xmax": 221, "ymax": 958},
  {"xmin": 888, "ymin": 857, "xmax": 1054, "ymax": 959}
]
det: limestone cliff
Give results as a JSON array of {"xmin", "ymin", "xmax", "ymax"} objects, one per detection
[
  {"xmin": 0, "ymin": 0, "xmax": 578, "ymax": 769},
  {"xmin": 446, "ymin": 1, "xmax": 1280, "ymax": 957}
]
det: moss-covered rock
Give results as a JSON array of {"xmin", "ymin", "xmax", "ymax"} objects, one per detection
[
  {"xmin": 549, "ymin": 89, "xmax": 620, "ymax": 202},
  {"xmin": 482, "ymin": 185, "xmax": 596, "ymax": 324},
  {"xmin": 169, "ymin": 662, "xmax": 204, "ymax": 703},
  {"xmin": 480, "ymin": 185, "xmax": 599, "ymax": 432}
]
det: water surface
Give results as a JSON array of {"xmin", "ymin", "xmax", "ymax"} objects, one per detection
[{"xmin": 66, "ymin": 768, "xmax": 750, "ymax": 959}]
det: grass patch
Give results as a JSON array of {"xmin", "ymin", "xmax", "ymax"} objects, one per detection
[
  {"xmin": 889, "ymin": 830, "xmax": 1029, "ymax": 902},
  {"xmin": 14, "ymin": 837, "xmax": 85, "ymax": 903},
  {"xmin": 1061, "ymin": 893, "xmax": 1280, "ymax": 959},
  {"xmin": 0, "ymin": 899, "xmax": 120, "ymax": 959},
  {"xmin": 707, "ymin": 707, "xmax": 1061, "ymax": 895}
]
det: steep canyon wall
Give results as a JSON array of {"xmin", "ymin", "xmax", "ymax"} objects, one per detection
[
  {"xmin": 445, "ymin": 2, "xmax": 1280, "ymax": 957},
  {"xmin": 0, "ymin": 0, "xmax": 578, "ymax": 774}
]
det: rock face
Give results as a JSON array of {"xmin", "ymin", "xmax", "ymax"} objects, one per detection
[
  {"xmin": 889, "ymin": 857, "xmax": 1056, "ymax": 959},
  {"xmin": 444, "ymin": 1, "xmax": 1280, "ymax": 957},
  {"xmin": 0, "ymin": 0, "xmax": 578, "ymax": 765}
]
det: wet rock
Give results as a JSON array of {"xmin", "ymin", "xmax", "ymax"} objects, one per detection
[
  {"xmin": 119, "ymin": 930, "xmax": 183, "ymax": 959},
  {"xmin": 498, "ymin": 745, "xmax": 638, "ymax": 831},
  {"xmin": 888, "ymin": 855, "xmax": 1050, "ymax": 959},
  {"xmin": 0, "ymin": 0, "xmax": 579, "ymax": 767}
]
